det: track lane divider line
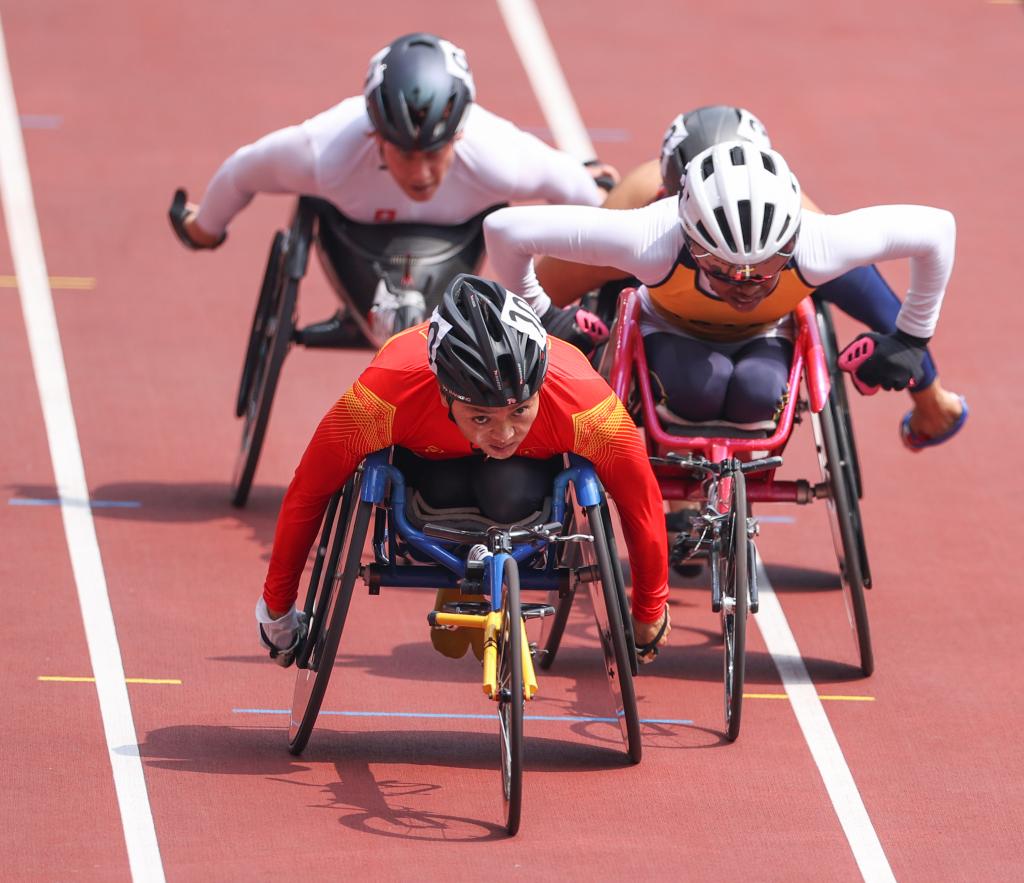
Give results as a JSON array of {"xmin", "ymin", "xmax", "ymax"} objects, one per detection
[
  {"xmin": 495, "ymin": 0, "xmax": 596, "ymax": 161},
  {"xmin": 0, "ymin": 16, "xmax": 165, "ymax": 883},
  {"xmin": 755, "ymin": 554, "xmax": 895, "ymax": 881},
  {"xmin": 496, "ymin": 5, "xmax": 896, "ymax": 874}
]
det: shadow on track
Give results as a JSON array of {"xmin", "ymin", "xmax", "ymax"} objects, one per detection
[{"xmin": 136, "ymin": 723, "xmax": 633, "ymax": 841}]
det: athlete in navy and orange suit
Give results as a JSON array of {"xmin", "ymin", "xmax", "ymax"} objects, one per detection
[{"xmin": 256, "ymin": 274, "xmax": 671, "ymax": 662}]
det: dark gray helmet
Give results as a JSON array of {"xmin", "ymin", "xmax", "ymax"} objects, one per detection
[
  {"xmin": 660, "ymin": 105, "xmax": 771, "ymax": 195},
  {"xmin": 428, "ymin": 274, "xmax": 548, "ymax": 407},
  {"xmin": 364, "ymin": 33, "xmax": 476, "ymax": 152}
]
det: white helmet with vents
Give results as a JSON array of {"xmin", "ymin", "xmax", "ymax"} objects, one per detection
[{"xmin": 679, "ymin": 140, "xmax": 802, "ymax": 265}]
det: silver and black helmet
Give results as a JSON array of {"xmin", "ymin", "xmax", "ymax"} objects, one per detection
[
  {"xmin": 364, "ymin": 33, "xmax": 475, "ymax": 152},
  {"xmin": 660, "ymin": 105, "xmax": 771, "ymax": 196},
  {"xmin": 428, "ymin": 274, "xmax": 548, "ymax": 407}
]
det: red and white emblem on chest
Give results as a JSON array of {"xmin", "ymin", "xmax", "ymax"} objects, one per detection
[{"xmin": 374, "ymin": 209, "xmax": 397, "ymax": 223}]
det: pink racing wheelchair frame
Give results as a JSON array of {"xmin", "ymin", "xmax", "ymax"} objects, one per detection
[{"xmin": 604, "ymin": 288, "xmax": 830, "ymax": 499}]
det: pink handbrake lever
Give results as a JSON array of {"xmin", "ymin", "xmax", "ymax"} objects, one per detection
[
  {"xmin": 838, "ymin": 336, "xmax": 916, "ymax": 396},
  {"xmin": 575, "ymin": 308, "xmax": 609, "ymax": 345}
]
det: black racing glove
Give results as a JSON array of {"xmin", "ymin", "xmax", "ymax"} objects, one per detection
[
  {"xmin": 539, "ymin": 304, "xmax": 609, "ymax": 355},
  {"xmin": 168, "ymin": 188, "xmax": 227, "ymax": 251},
  {"xmin": 850, "ymin": 330, "xmax": 929, "ymax": 391}
]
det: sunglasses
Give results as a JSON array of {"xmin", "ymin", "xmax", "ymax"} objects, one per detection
[{"xmin": 687, "ymin": 236, "xmax": 796, "ymax": 286}]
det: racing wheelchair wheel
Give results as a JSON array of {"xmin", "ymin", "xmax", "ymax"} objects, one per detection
[
  {"xmin": 537, "ymin": 502, "xmax": 579, "ymax": 671},
  {"xmin": 599, "ymin": 502, "xmax": 638, "ymax": 675},
  {"xmin": 538, "ymin": 504, "xmax": 636, "ymax": 678},
  {"xmin": 391, "ymin": 300, "xmax": 426, "ymax": 336},
  {"xmin": 497, "ymin": 556, "xmax": 524, "ymax": 835},
  {"xmin": 814, "ymin": 300, "xmax": 864, "ymax": 501},
  {"xmin": 537, "ymin": 582, "xmax": 574, "ymax": 671},
  {"xmin": 812, "ymin": 396, "xmax": 874, "ymax": 677},
  {"xmin": 582, "ymin": 501, "xmax": 642, "ymax": 763},
  {"xmin": 814, "ymin": 302, "xmax": 873, "ymax": 591},
  {"xmin": 720, "ymin": 469, "xmax": 750, "ymax": 742},
  {"xmin": 231, "ymin": 234, "xmax": 299, "ymax": 508},
  {"xmin": 236, "ymin": 232, "xmax": 284, "ymax": 419},
  {"xmin": 288, "ymin": 472, "xmax": 372, "ymax": 755}
]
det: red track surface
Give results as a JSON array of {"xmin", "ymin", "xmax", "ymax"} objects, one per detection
[{"xmin": 3, "ymin": 1, "xmax": 1023, "ymax": 879}]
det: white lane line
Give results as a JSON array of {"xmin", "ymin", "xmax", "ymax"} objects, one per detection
[
  {"xmin": 755, "ymin": 555, "xmax": 895, "ymax": 881},
  {"xmin": 0, "ymin": 16, "xmax": 165, "ymax": 883},
  {"xmin": 495, "ymin": 0, "xmax": 597, "ymax": 160},
  {"xmin": 498, "ymin": 5, "xmax": 896, "ymax": 875}
]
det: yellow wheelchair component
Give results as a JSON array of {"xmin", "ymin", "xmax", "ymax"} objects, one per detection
[{"xmin": 431, "ymin": 609, "xmax": 538, "ymax": 701}]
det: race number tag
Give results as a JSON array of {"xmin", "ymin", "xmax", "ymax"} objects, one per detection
[
  {"xmin": 500, "ymin": 293, "xmax": 546, "ymax": 349},
  {"xmin": 426, "ymin": 308, "xmax": 453, "ymax": 374}
]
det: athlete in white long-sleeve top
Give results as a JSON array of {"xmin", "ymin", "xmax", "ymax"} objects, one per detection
[
  {"xmin": 174, "ymin": 32, "xmax": 615, "ymax": 350},
  {"xmin": 484, "ymin": 140, "xmax": 955, "ymax": 424}
]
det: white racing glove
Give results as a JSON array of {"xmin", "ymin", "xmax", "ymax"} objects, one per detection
[{"xmin": 255, "ymin": 598, "xmax": 305, "ymax": 667}]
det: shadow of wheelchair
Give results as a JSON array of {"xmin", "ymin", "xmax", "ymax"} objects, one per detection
[{"xmin": 136, "ymin": 722, "xmax": 630, "ymax": 842}]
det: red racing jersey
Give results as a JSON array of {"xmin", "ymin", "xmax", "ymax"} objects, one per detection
[{"xmin": 263, "ymin": 324, "xmax": 669, "ymax": 622}]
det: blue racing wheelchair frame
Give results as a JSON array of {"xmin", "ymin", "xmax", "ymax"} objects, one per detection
[{"xmin": 287, "ymin": 449, "xmax": 640, "ymax": 835}]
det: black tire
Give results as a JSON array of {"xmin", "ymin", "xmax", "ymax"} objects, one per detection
[
  {"xmin": 815, "ymin": 397, "xmax": 874, "ymax": 676},
  {"xmin": 600, "ymin": 502, "xmax": 637, "ymax": 677},
  {"xmin": 288, "ymin": 477, "xmax": 372, "ymax": 755},
  {"xmin": 497, "ymin": 557, "xmax": 524, "ymax": 836},
  {"xmin": 586, "ymin": 503, "xmax": 642, "ymax": 763},
  {"xmin": 230, "ymin": 267, "xmax": 298, "ymax": 508},
  {"xmin": 815, "ymin": 300, "xmax": 873, "ymax": 588},
  {"xmin": 537, "ymin": 504, "xmax": 579, "ymax": 671},
  {"xmin": 538, "ymin": 502, "xmax": 635, "ymax": 678},
  {"xmin": 392, "ymin": 302, "xmax": 426, "ymax": 335},
  {"xmin": 537, "ymin": 586, "xmax": 574, "ymax": 671},
  {"xmin": 815, "ymin": 301, "xmax": 865, "ymax": 501},
  {"xmin": 236, "ymin": 232, "xmax": 286, "ymax": 419},
  {"xmin": 722, "ymin": 471, "xmax": 749, "ymax": 742}
]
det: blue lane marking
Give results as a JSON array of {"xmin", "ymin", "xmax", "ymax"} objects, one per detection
[
  {"xmin": 9, "ymin": 497, "xmax": 142, "ymax": 508},
  {"xmin": 19, "ymin": 114, "xmax": 62, "ymax": 129},
  {"xmin": 232, "ymin": 708, "xmax": 692, "ymax": 725}
]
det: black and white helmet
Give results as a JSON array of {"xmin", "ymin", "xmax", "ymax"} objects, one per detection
[
  {"xmin": 428, "ymin": 274, "xmax": 548, "ymax": 407},
  {"xmin": 364, "ymin": 33, "xmax": 475, "ymax": 152},
  {"xmin": 660, "ymin": 105, "xmax": 771, "ymax": 196},
  {"xmin": 679, "ymin": 141, "xmax": 802, "ymax": 265}
]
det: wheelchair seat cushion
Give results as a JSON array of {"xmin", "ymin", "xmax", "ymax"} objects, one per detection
[{"xmin": 406, "ymin": 490, "xmax": 552, "ymax": 533}]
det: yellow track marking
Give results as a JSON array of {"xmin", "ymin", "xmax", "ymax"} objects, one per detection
[
  {"xmin": 744, "ymin": 692, "xmax": 874, "ymax": 702},
  {"xmin": 38, "ymin": 676, "xmax": 181, "ymax": 685},
  {"xmin": 0, "ymin": 275, "xmax": 96, "ymax": 289}
]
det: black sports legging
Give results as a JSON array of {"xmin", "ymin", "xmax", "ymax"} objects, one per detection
[
  {"xmin": 645, "ymin": 264, "xmax": 942, "ymax": 424},
  {"xmin": 645, "ymin": 332, "xmax": 794, "ymax": 425},
  {"xmin": 392, "ymin": 447, "xmax": 562, "ymax": 525}
]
